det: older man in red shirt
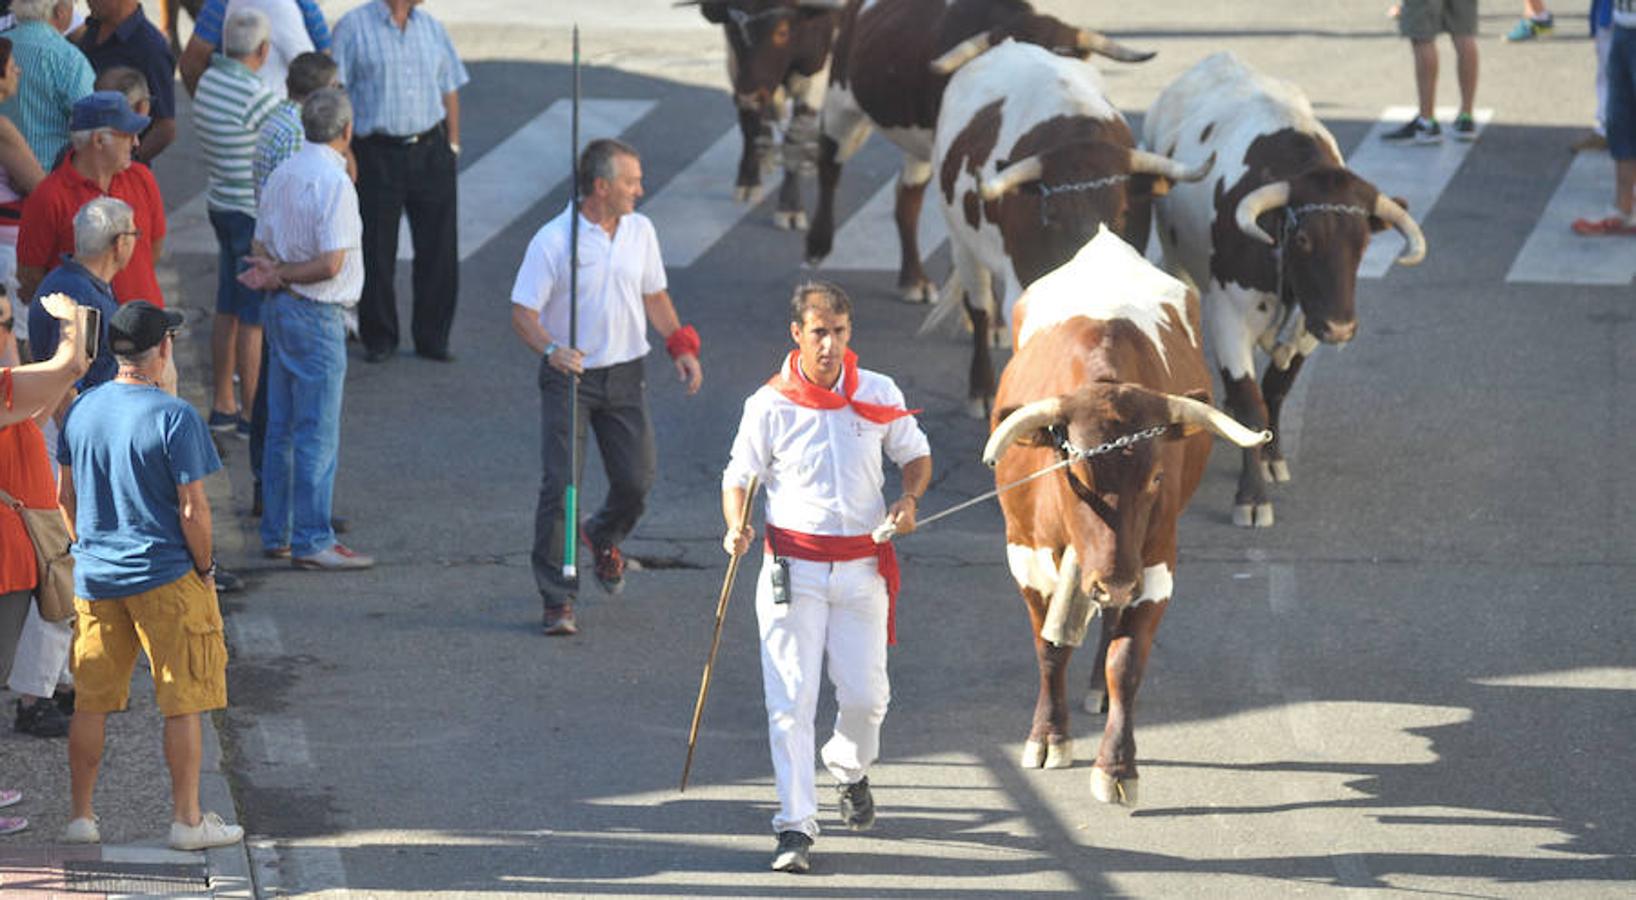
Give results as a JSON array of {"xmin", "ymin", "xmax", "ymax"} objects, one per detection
[{"xmin": 17, "ymin": 91, "xmax": 166, "ymax": 310}]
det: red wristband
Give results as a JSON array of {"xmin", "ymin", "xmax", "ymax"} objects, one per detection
[{"xmin": 665, "ymin": 324, "xmax": 701, "ymax": 359}]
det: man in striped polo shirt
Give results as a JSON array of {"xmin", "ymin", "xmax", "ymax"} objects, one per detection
[
  {"xmin": 193, "ymin": 7, "xmax": 279, "ymax": 435},
  {"xmin": 0, "ymin": 1, "xmax": 95, "ymax": 169}
]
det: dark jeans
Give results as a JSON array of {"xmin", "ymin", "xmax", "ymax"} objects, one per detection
[
  {"xmin": 353, "ymin": 125, "xmax": 459, "ymax": 356},
  {"xmin": 532, "ymin": 357, "xmax": 656, "ymax": 609}
]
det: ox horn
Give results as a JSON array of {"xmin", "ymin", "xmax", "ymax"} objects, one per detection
[
  {"xmin": 1373, "ymin": 194, "xmax": 1427, "ymax": 267},
  {"xmin": 1128, "ymin": 149, "xmax": 1214, "ymax": 184},
  {"xmin": 983, "ymin": 397, "xmax": 1064, "ymax": 467},
  {"xmin": 797, "ymin": 0, "xmax": 846, "ymax": 8},
  {"xmin": 1234, "ymin": 180, "xmax": 1291, "ymax": 246},
  {"xmin": 978, "ymin": 156, "xmax": 1044, "ymax": 201},
  {"xmin": 1077, "ymin": 29, "xmax": 1156, "ymax": 63},
  {"xmin": 930, "ymin": 32, "xmax": 996, "ymax": 75},
  {"xmin": 1164, "ymin": 395, "xmax": 1271, "ymax": 448}
]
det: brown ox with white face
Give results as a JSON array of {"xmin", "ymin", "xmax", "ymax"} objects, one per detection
[
  {"xmin": 805, "ymin": 0, "xmax": 1154, "ymax": 302},
  {"xmin": 686, "ymin": 0, "xmax": 843, "ymax": 228},
  {"xmin": 983, "ymin": 229, "xmax": 1268, "ymax": 806},
  {"xmin": 1144, "ymin": 52, "xmax": 1426, "ymax": 528}
]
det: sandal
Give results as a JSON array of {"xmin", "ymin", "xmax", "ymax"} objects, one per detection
[{"xmin": 1572, "ymin": 215, "xmax": 1636, "ymax": 236}]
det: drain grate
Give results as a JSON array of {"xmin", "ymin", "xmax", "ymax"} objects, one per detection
[{"xmin": 63, "ymin": 860, "xmax": 208, "ymax": 894}]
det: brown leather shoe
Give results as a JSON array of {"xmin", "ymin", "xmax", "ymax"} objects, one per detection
[{"xmin": 543, "ymin": 605, "xmax": 578, "ymax": 636}]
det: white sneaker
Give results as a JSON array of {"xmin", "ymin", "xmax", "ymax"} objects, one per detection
[
  {"xmin": 169, "ymin": 811, "xmax": 244, "ymax": 850},
  {"xmin": 61, "ymin": 816, "xmax": 101, "ymax": 844},
  {"xmin": 292, "ymin": 543, "xmax": 375, "ymax": 571}
]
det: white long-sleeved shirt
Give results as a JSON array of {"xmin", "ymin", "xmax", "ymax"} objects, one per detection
[
  {"xmin": 723, "ymin": 358, "xmax": 931, "ymax": 537},
  {"xmin": 255, "ymin": 141, "xmax": 363, "ymax": 305}
]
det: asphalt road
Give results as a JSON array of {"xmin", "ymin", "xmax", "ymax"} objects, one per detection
[{"xmin": 142, "ymin": 1, "xmax": 1636, "ymax": 896}]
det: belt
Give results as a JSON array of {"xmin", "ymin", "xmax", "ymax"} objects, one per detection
[
  {"xmin": 764, "ymin": 523, "xmax": 903, "ymax": 646},
  {"xmin": 359, "ymin": 122, "xmax": 445, "ymax": 146}
]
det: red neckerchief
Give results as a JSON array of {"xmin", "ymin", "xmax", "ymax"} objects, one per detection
[
  {"xmin": 765, "ymin": 524, "xmax": 902, "ymax": 647},
  {"xmin": 766, "ymin": 349, "xmax": 919, "ymax": 424}
]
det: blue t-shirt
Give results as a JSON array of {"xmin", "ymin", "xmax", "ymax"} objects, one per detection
[
  {"xmin": 27, "ymin": 256, "xmax": 119, "ymax": 390},
  {"xmin": 58, "ymin": 383, "xmax": 222, "ymax": 599}
]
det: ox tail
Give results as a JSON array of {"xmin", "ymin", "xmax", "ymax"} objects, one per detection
[{"xmin": 917, "ymin": 275, "xmax": 966, "ymax": 337}]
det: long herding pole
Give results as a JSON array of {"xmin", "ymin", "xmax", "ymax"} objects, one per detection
[
  {"xmin": 680, "ymin": 478, "xmax": 760, "ymax": 793},
  {"xmin": 562, "ymin": 26, "xmax": 581, "ymax": 582}
]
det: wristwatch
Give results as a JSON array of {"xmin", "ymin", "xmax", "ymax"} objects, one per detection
[
  {"xmin": 544, "ymin": 341, "xmax": 560, "ymax": 359},
  {"xmin": 195, "ymin": 557, "xmax": 218, "ymax": 580}
]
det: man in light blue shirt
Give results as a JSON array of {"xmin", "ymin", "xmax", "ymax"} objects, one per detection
[
  {"xmin": 0, "ymin": 0, "xmax": 95, "ymax": 168},
  {"xmin": 331, "ymin": 0, "xmax": 468, "ymax": 364}
]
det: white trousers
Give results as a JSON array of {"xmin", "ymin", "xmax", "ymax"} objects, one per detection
[
  {"xmin": 6, "ymin": 600, "xmax": 74, "ymax": 698},
  {"xmin": 6, "ymin": 417, "xmax": 73, "ymax": 699},
  {"xmin": 756, "ymin": 555, "xmax": 891, "ymax": 838}
]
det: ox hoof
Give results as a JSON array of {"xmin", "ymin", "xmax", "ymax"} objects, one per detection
[
  {"xmin": 1261, "ymin": 459, "xmax": 1292, "ymax": 483},
  {"xmin": 1091, "ymin": 768, "xmax": 1140, "ymax": 808},
  {"xmin": 899, "ymin": 282, "xmax": 935, "ymax": 304},
  {"xmin": 1083, "ymin": 690, "xmax": 1109, "ymax": 716},
  {"xmin": 1232, "ymin": 502, "xmax": 1276, "ymax": 528},
  {"xmin": 1021, "ymin": 738, "xmax": 1073, "ymax": 769},
  {"xmin": 1021, "ymin": 740, "xmax": 1047, "ymax": 769},
  {"xmin": 733, "ymin": 186, "xmax": 756, "ymax": 204},
  {"xmin": 772, "ymin": 210, "xmax": 808, "ymax": 231}
]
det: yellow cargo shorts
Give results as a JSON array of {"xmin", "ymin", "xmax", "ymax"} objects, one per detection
[{"xmin": 72, "ymin": 571, "xmax": 228, "ymax": 717}]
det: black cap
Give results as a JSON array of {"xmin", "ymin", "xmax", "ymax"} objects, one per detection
[{"xmin": 108, "ymin": 301, "xmax": 183, "ymax": 355}]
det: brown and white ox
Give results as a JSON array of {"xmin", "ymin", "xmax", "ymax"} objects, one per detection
[
  {"xmin": 926, "ymin": 39, "xmax": 1211, "ymax": 417},
  {"xmin": 984, "ymin": 227, "xmax": 1269, "ymax": 806},
  {"xmin": 806, "ymin": 0, "xmax": 1153, "ymax": 301},
  {"xmin": 1143, "ymin": 52, "xmax": 1427, "ymax": 527},
  {"xmin": 684, "ymin": 0, "xmax": 844, "ymax": 229}
]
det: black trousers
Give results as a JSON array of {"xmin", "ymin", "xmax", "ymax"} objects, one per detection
[
  {"xmin": 532, "ymin": 357, "xmax": 657, "ymax": 609},
  {"xmin": 353, "ymin": 126, "xmax": 459, "ymax": 356}
]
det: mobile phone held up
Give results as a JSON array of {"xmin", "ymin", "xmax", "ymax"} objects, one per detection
[{"xmin": 81, "ymin": 306, "xmax": 101, "ymax": 361}]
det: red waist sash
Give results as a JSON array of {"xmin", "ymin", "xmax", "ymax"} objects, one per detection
[{"xmin": 765, "ymin": 523, "xmax": 901, "ymax": 646}]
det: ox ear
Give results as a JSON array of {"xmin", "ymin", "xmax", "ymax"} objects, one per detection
[{"xmin": 1369, "ymin": 195, "xmax": 1410, "ymax": 233}]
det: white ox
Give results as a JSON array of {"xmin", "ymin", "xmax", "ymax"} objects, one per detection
[
  {"xmin": 924, "ymin": 40, "xmax": 1210, "ymax": 416},
  {"xmin": 1143, "ymin": 52, "xmax": 1425, "ymax": 527}
]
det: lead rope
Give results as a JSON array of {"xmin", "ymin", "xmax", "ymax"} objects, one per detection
[{"xmin": 874, "ymin": 425, "xmax": 1170, "ymax": 542}]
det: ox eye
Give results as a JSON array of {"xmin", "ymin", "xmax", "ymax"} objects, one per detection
[{"xmin": 1293, "ymin": 230, "xmax": 1312, "ymax": 253}]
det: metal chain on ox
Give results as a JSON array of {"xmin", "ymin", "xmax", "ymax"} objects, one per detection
[
  {"xmin": 876, "ymin": 424, "xmax": 1170, "ymax": 542},
  {"xmin": 1036, "ymin": 174, "xmax": 1131, "ymax": 226}
]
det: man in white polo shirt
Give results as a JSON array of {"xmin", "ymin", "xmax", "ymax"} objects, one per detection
[
  {"xmin": 509, "ymin": 138, "xmax": 703, "ymax": 637},
  {"xmin": 242, "ymin": 87, "xmax": 373, "ymax": 571}
]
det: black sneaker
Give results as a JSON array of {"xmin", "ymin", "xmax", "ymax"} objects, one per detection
[
  {"xmin": 15, "ymin": 699, "xmax": 69, "ymax": 738},
  {"xmin": 213, "ymin": 567, "xmax": 244, "ymax": 594},
  {"xmin": 838, "ymin": 777, "xmax": 876, "ymax": 830},
  {"xmin": 588, "ymin": 538, "xmax": 625, "ymax": 595},
  {"xmin": 1382, "ymin": 117, "xmax": 1441, "ymax": 145},
  {"xmin": 542, "ymin": 605, "xmax": 578, "ymax": 636},
  {"xmin": 1452, "ymin": 114, "xmax": 1477, "ymax": 143},
  {"xmin": 770, "ymin": 830, "xmax": 812, "ymax": 873}
]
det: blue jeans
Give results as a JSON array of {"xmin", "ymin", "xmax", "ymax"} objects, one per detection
[{"xmin": 260, "ymin": 291, "xmax": 347, "ymax": 556}]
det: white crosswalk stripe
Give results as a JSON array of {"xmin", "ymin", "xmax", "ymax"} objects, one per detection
[
  {"xmin": 1507, "ymin": 151, "xmax": 1635, "ymax": 285},
  {"xmin": 1349, "ymin": 106, "xmax": 1493, "ymax": 279},
  {"xmin": 820, "ymin": 171, "xmax": 949, "ymax": 272},
  {"xmin": 639, "ymin": 125, "xmax": 771, "ymax": 268},
  {"xmin": 164, "ymin": 99, "xmax": 657, "ymax": 262}
]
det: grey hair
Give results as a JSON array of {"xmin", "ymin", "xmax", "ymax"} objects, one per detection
[
  {"xmin": 74, "ymin": 197, "xmax": 136, "ymax": 260},
  {"xmin": 789, "ymin": 280, "xmax": 853, "ymax": 325},
  {"xmin": 301, "ymin": 87, "xmax": 352, "ymax": 143},
  {"xmin": 11, "ymin": 1, "xmax": 68, "ymax": 23},
  {"xmin": 69, "ymin": 128, "xmax": 115, "ymax": 149},
  {"xmin": 577, "ymin": 138, "xmax": 639, "ymax": 196},
  {"xmin": 223, "ymin": 7, "xmax": 272, "ymax": 59}
]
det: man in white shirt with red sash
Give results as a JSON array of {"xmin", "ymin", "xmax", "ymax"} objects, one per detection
[{"xmin": 721, "ymin": 281, "xmax": 932, "ymax": 874}]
